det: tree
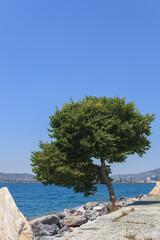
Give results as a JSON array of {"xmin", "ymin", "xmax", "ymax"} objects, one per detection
[{"xmin": 31, "ymin": 96, "xmax": 155, "ymax": 207}]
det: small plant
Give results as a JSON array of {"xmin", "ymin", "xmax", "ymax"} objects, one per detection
[
  {"xmin": 110, "ymin": 206, "xmax": 119, "ymax": 212},
  {"xmin": 125, "ymin": 221, "xmax": 146, "ymax": 225},
  {"xmin": 113, "ymin": 207, "xmax": 136, "ymax": 222},
  {"xmin": 124, "ymin": 228, "xmax": 136, "ymax": 240},
  {"xmin": 130, "ymin": 207, "xmax": 135, "ymax": 212},
  {"xmin": 144, "ymin": 238, "xmax": 153, "ymax": 240},
  {"xmin": 124, "ymin": 234, "xmax": 136, "ymax": 239}
]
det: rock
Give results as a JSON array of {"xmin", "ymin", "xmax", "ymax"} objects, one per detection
[
  {"xmin": 59, "ymin": 225, "xmax": 73, "ymax": 233},
  {"xmin": 127, "ymin": 198, "xmax": 134, "ymax": 202},
  {"xmin": 89, "ymin": 215, "xmax": 98, "ymax": 221},
  {"xmin": 38, "ymin": 237, "xmax": 57, "ymax": 240},
  {"xmin": 0, "ymin": 187, "xmax": 34, "ymax": 240},
  {"xmin": 107, "ymin": 201, "xmax": 114, "ymax": 211},
  {"xmin": 56, "ymin": 212, "xmax": 66, "ymax": 219},
  {"xmin": 88, "ymin": 210, "xmax": 99, "ymax": 220},
  {"xmin": 30, "ymin": 214, "xmax": 59, "ymax": 225},
  {"xmin": 93, "ymin": 206, "xmax": 103, "ymax": 212},
  {"xmin": 85, "ymin": 202, "xmax": 99, "ymax": 207},
  {"xmin": 75, "ymin": 206, "xmax": 85, "ymax": 215},
  {"xmin": 70, "ymin": 208, "xmax": 76, "ymax": 214},
  {"xmin": 93, "ymin": 204, "xmax": 106, "ymax": 212},
  {"xmin": 63, "ymin": 215, "xmax": 88, "ymax": 227},
  {"xmin": 136, "ymin": 194, "xmax": 144, "ymax": 199},
  {"xmin": 86, "ymin": 205, "xmax": 93, "ymax": 211},
  {"xmin": 142, "ymin": 194, "xmax": 147, "ymax": 199},
  {"xmin": 31, "ymin": 222, "xmax": 59, "ymax": 237},
  {"xmin": 115, "ymin": 201, "xmax": 123, "ymax": 207},
  {"xmin": 30, "ymin": 214, "xmax": 60, "ymax": 236},
  {"xmin": 84, "ymin": 210, "xmax": 92, "ymax": 219},
  {"xmin": 83, "ymin": 209, "xmax": 103, "ymax": 221},
  {"xmin": 119, "ymin": 196, "xmax": 128, "ymax": 201},
  {"xmin": 39, "ymin": 223, "xmax": 59, "ymax": 236},
  {"xmin": 156, "ymin": 182, "xmax": 160, "ymax": 188},
  {"xmin": 149, "ymin": 186, "xmax": 160, "ymax": 196},
  {"xmin": 64, "ymin": 208, "xmax": 70, "ymax": 214}
]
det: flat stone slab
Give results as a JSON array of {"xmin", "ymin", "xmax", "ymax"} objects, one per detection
[{"xmin": 56, "ymin": 196, "xmax": 160, "ymax": 240}]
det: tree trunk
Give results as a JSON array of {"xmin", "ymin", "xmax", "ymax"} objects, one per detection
[{"xmin": 100, "ymin": 158, "xmax": 116, "ymax": 208}]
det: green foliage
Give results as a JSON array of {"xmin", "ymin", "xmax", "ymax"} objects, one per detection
[{"xmin": 31, "ymin": 96, "xmax": 155, "ymax": 196}]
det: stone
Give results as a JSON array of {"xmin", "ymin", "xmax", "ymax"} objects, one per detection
[
  {"xmin": 85, "ymin": 202, "xmax": 99, "ymax": 207},
  {"xmin": 156, "ymin": 182, "xmax": 160, "ymax": 188},
  {"xmin": 86, "ymin": 205, "xmax": 93, "ymax": 211},
  {"xmin": 93, "ymin": 206, "xmax": 104, "ymax": 212},
  {"xmin": 149, "ymin": 186, "xmax": 160, "ymax": 196},
  {"xmin": 89, "ymin": 215, "xmax": 98, "ymax": 221},
  {"xmin": 56, "ymin": 212, "xmax": 66, "ymax": 219},
  {"xmin": 30, "ymin": 214, "xmax": 60, "ymax": 226},
  {"xmin": 31, "ymin": 222, "xmax": 59, "ymax": 236},
  {"xmin": 136, "ymin": 194, "xmax": 144, "ymax": 199},
  {"xmin": 64, "ymin": 208, "xmax": 70, "ymax": 214},
  {"xmin": 115, "ymin": 201, "xmax": 123, "ymax": 207},
  {"xmin": 39, "ymin": 223, "xmax": 59, "ymax": 236},
  {"xmin": 127, "ymin": 198, "xmax": 134, "ymax": 202},
  {"xmin": 107, "ymin": 201, "xmax": 114, "ymax": 211},
  {"xmin": 0, "ymin": 187, "xmax": 34, "ymax": 240},
  {"xmin": 88, "ymin": 210, "xmax": 100, "ymax": 220},
  {"xmin": 70, "ymin": 208, "xmax": 76, "ymax": 214},
  {"xmin": 141, "ymin": 194, "xmax": 147, "ymax": 199},
  {"xmin": 119, "ymin": 196, "xmax": 128, "ymax": 201},
  {"xmin": 59, "ymin": 225, "xmax": 73, "ymax": 233},
  {"xmin": 84, "ymin": 210, "xmax": 92, "ymax": 219},
  {"xmin": 96, "ymin": 204, "xmax": 106, "ymax": 211},
  {"xmin": 63, "ymin": 215, "xmax": 87, "ymax": 227},
  {"xmin": 75, "ymin": 206, "xmax": 85, "ymax": 215},
  {"xmin": 30, "ymin": 214, "xmax": 60, "ymax": 236}
]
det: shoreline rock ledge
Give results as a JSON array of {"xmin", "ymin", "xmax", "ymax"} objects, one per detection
[{"xmin": 0, "ymin": 187, "xmax": 35, "ymax": 240}]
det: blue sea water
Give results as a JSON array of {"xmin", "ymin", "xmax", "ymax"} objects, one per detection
[{"xmin": 0, "ymin": 183, "xmax": 155, "ymax": 219}]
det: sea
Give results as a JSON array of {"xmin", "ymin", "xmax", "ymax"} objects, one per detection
[{"xmin": 0, "ymin": 182, "xmax": 155, "ymax": 219}]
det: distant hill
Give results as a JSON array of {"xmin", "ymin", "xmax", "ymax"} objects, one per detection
[
  {"xmin": 1, "ymin": 168, "xmax": 160, "ymax": 183},
  {"xmin": 112, "ymin": 168, "xmax": 160, "ymax": 181},
  {"xmin": 0, "ymin": 172, "xmax": 37, "ymax": 182}
]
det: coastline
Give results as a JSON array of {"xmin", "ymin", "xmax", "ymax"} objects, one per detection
[{"xmin": 1, "ymin": 183, "xmax": 159, "ymax": 239}]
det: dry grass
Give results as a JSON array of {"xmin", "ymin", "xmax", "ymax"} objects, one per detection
[
  {"xmin": 113, "ymin": 211, "xmax": 129, "ymax": 222},
  {"xmin": 113, "ymin": 208, "xmax": 135, "ymax": 222},
  {"xmin": 124, "ymin": 233, "xmax": 136, "ymax": 239},
  {"xmin": 125, "ymin": 221, "xmax": 147, "ymax": 225}
]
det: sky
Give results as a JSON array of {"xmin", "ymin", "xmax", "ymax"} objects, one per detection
[{"xmin": 0, "ymin": 0, "xmax": 160, "ymax": 175}]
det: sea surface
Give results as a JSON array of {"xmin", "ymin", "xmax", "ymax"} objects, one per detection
[{"xmin": 0, "ymin": 182, "xmax": 155, "ymax": 219}]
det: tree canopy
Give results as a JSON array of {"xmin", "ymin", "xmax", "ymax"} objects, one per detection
[{"xmin": 31, "ymin": 96, "xmax": 155, "ymax": 202}]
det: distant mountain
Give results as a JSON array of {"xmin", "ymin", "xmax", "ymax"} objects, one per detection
[
  {"xmin": 112, "ymin": 168, "xmax": 160, "ymax": 181},
  {"xmin": 0, "ymin": 172, "xmax": 37, "ymax": 182},
  {"xmin": 1, "ymin": 168, "xmax": 160, "ymax": 183}
]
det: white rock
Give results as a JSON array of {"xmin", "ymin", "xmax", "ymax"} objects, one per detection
[
  {"xmin": 93, "ymin": 206, "xmax": 104, "ymax": 212},
  {"xmin": 0, "ymin": 187, "xmax": 34, "ymax": 240},
  {"xmin": 75, "ymin": 206, "xmax": 85, "ymax": 215}
]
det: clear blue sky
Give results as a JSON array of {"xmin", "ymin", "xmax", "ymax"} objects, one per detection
[{"xmin": 0, "ymin": 0, "xmax": 159, "ymax": 175}]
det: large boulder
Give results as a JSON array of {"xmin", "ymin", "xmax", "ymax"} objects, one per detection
[
  {"xmin": 30, "ymin": 214, "xmax": 60, "ymax": 236},
  {"xmin": 63, "ymin": 215, "xmax": 87, "ymax": 227},
  {"xmin": 149, "ymin": 184, "xmax": 160, "ymax": 196},
  {"xmin": 0, "ymin": 187, "xmax": 34, "ymax": 240},
  {"xmin": 156, "ymin": 182, "xmax": 160, "ymax": 188}
]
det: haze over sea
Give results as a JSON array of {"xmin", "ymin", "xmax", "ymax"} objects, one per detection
[{"xmin": 0, "ymin": 182, "xmax": 155, "ymax": 219}]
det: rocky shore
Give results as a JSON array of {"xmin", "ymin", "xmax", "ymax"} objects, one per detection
[
  {"xmin": 0, "ymin": 183, "xmax": 160, "ymax": 240},
  {"xmin": 29, "ymin": 194, "xmax": 148, "ymax": 239}
]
